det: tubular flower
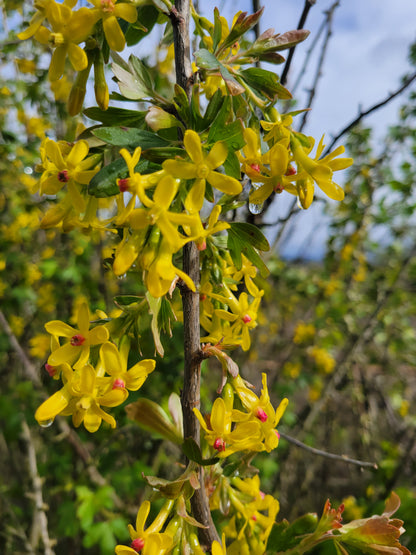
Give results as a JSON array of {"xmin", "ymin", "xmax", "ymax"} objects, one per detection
[
  {"xmin": 34, "ymin": 362, "xmax": 128, "ymax": 431},
  {"xmin": 45, "ymin": 302, "xmax": 109, "ymax": 369},
  {"xmin": 290, "ymin": 134, "xmax": 353, "ymax": 209},
  {"xmin": 203, "ymin": 284, "xmax": 263, "ymax": 351},
  {"xmin": 232, "ymin": 373, "xmax": 289, "ymax": 452},
  {"xmin": 238, "ymin": 128, "xmax": 267, "ymax": 180},
  {"xmin": 163, "ymin": 130, "xmax": 242, "ymax": 213},
  {"xmin": 33, "ymin": 3, "xmax": 97, "ymax": 81},
  {"xmin": 145, "ymin": 237, "xmax": 196, "ymax": 298},
  {"xmin": 248, "ymin": 140, "xmax": 292, "ymax": 205},
  {"xmin": 193, "ymin": 397, "xmax": 263, "ymax": 457},
  {"xmin": 181, "ymin": 204, "xmax": 230, "ymax": 251},
  {"xmin": 89, "ymin": 0, "xmax": 137, "ymax": 52},
  {"xmin": 115, "ymin": 500, "xmax": 174, "ymax": 555},
  {"xmin": 99, "ymin": 342, "xmax": 155, "ymax": 391},
  {"xmin": 260, "ymin": 109, "xmax": 293, "ymax": 145},
  {"xmin": 129, "ymin": 173, "xmax": 199, "ymax": 252}
]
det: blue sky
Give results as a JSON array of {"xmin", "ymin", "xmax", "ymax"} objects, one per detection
[{"xmin": 198, "ymin": 1, "xmax": 416, "ymax": 259}]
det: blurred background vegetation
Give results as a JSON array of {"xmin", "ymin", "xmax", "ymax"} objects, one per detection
[{"xmin": 1, "ymin": 1, "xmax": 416, "ymax": 553}]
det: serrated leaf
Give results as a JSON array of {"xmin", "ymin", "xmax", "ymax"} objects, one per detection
[
  {"xmin": 92, "ymin": 127, "xmax": 169, "ymax": 148},
  {"xmin": 112, "ymin": 62, "xmax": 150, "ymax": 100}
]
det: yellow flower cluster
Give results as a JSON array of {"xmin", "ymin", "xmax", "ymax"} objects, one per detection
[
  {"xmin": 35, "ymin": 302, "xmax": 155, "ymax": 432},
  {"xmin": 240, "ymin": 113, "xmax": 353, "ymax": 209},
  {"xmin": 194, "ymin": 376, "xmax": 288, "ymax": 457}
]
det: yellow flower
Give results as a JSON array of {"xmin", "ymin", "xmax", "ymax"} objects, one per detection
[
  {"xmin": 39, "ymin": 138, "xmax": 99, "ymax": 198},
  {"xmin": 16, "ymin": 58, "xmax": 37, "ymax": 74},
  {"xmin": 34, "ymin": 3, "xmax": 96, "ymax": 81},
  {"xmin": 115, "ymin": 500, "xmax": 174, "ymax": 555},
  {"xmin": 293, "ymin": 321, "xmax": 315, "ymax": 344},
  {"xmin": 145, "ymin": 238, "xmax": 196, "ymax": 298},
  {"xmin": 309, "ymin": 346, "xmax": 335, "ymax": 375},
  {"xmin": 163, "ymin": 130, "xmax": 242, "ymax": 213},
  {"xmin": 194, "ymin": 396, "xmax": 263, "ymax": 457},
  {"xmin": 99, "ymin": 342, "xmax": 155, "ymax": 391},
  {"xmin": 35, "ymin": 362, "xmax": 128, "ymax": 431},
  {"xmin": 290, "ymin": 134, "xmax": 353, "ymax": 209},
  {"xmin": 89, "ymin": 0, "xmax": 137, "ymax": 52},
  {"xmin": 232, "ymin": 373, "xmax": 288, "ymax": 452},
  {"xmin": 17, "ymin": 0, "xmax": 77, "ymax": 41},
  {"xmin": 29, "ymin": 334, "xmax": 51, "ymax": 360},
  {"xmin": 45, "ymin": 302, "xmax": 109, "ymax": 369}
]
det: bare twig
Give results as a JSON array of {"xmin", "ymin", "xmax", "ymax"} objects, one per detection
[
  {"xmin": 298, "ymin": 2, "xmax": 340, "ymax": 132},
  {"xmin": 279, "ymin": 431, "xmax": 378, "ymax": 468},
  {"xmin": 323, "ymin": 71, "xmax": 416, "ymax": 156},
  {"xmin": 281, "ymin": 0, "xmax": 317, "ymax": 86},
  {"xmin": 21, "ymin": 420, "xmax": 56, "ymax": 555}
]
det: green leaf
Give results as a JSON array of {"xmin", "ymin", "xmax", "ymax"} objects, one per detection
[
  {"xmin": 239, "ymin": 67, "xmax": 292, "ymax": 101},
  {"xmin": 229, "ymin": 222, "xmax": 270, "ymax": 251},
  {"xmin": 223, "ymin": 151, "xmax": 241, "ymax": 180},
  {"xmin": 182, "ymin": 438, "xmax": 219, "ymax": 466},
  {"xmin": 89, "ymin": 157, "xmax": 160, "ymax": 197},
  {"xmin": 194, "ymin": 48, "xmax": 220, "ymax": 70},
  {"xmin": 227, "ymin": 222, "xmax": 270, "ymax": 277},
  {"xmin": 202, "ymin": 89, "xmax": 226, "ymax": 130},
  {"xmin": 84, "ymin": 106, "xmax": 146, "ymax": 127},
  {"xmin": 212, "ymin": 8, "xmax": 222, "ymax": 52},
  {"xmin": 266, "ymin": 514, "xmax": 318, "ymax": 551},
  {"xmin": 125, "ymin": 5, "xmax": 160, "ymax": 46},
  {"xmin": 209, "ymin": 119, "xmax": 245, "ymax": 152},
  {"xmin": 92, "ymin": 127, "xmax": 169, "ymax": 148},
  {"xmin": 218, "ymin": 8, "xmax": 264, "ymax": 54}
]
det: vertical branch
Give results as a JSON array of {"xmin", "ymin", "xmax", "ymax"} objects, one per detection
[{"xmin": 171, "ymin": 0, "xmax": 220, "ymax": 547}]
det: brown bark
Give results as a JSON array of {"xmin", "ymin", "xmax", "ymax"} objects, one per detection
[{"xmin": 171, "ymin": 0, "xmax": 220, "ymax": 548}]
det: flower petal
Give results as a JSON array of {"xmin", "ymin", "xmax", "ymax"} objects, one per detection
[
  {"xmin": 184, "ymin": 130, "xmax": 203, "ymax": 164},
  {"xmin": 103, "ymin": 16, "xmax": 125, "ymax": 51},
  {"xmin": 207, "ymin": 171, "xmax": 242, "ymax": 195}
]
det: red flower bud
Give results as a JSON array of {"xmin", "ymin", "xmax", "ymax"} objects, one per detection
[
  {"xmin": 242, "ymin": 314, "xmax": 252, "ymax": 324},
  {"xmin": 131, "ymin": 537, "xmax": 145, "ymax": 552},
  {"xmin": 118, "ymin": 178, "xmax": 130, "ymax": 192},
  {"xmin": 45, "ymin": 363, "xmax": 57, "ymax": 377},
  {"xmin": 213, "ymin": 437, "xmax": 226, "ymax": 451},
  {"xmin": 256, "ymin": 407, "xmax": 268, "ymax": 422}
]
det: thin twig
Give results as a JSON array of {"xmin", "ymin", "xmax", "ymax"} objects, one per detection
[
  {"xmin": 281, "ymin": 0, "xmax": 317, "ymax": 86},
  {"xmin": 21, "ymin": 420, "xmax": 56, "ymax": 555},
  {"xmin": 323, "ymin": 71, "xmax": 416, "ymax": 156},
  {"xmin": 279, "ymin": 431, "xmax": 378, "ymax": 469},
  {"xmin": 298, "ymin": 1, "xmax": 340, "ymax": 132}
]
